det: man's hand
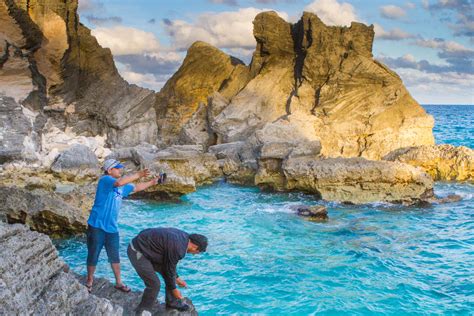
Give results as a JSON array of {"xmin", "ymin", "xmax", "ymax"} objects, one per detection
[
  {"xmin": 172, "ymin": 288, "xmax": 183, "ymax": 300},
  {"xmin": 176, "ymin": 277, "xmax": 187, "ymax": 288},
  {"xmin": 138, "ymin": 169, "xmax": 150, "ymax": 178}
]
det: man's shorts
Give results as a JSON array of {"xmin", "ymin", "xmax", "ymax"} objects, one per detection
[{"xmin": 86, "ymin": 225, "xmax": 120, "ymax": 266}]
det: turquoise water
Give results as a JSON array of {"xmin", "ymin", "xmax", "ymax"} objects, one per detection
[
  {"xmin": 57, "ymin": 105, "xmax": 474, "ymax": 315},
  {"xmin": 424, "ymin": 105, "xmax": 474, "ymax": 148}
]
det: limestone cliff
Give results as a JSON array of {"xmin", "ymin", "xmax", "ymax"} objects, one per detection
[
  {"xmin": 0, "ymin": 0, "xmax": 157, "ymax": 161},
  {"xmin": 160, "ymin": 11, "xmax": 435, "ymax": 160}
]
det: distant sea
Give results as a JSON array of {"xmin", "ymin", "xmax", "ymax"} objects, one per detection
[{"xmin": 423, "ymin": 104, "xmax": 474, "ymax": 148}]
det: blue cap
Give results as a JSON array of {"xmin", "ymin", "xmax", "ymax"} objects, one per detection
[{"xmin": 103, "ymin": 159, "xmax": 124, "ymax": 171}]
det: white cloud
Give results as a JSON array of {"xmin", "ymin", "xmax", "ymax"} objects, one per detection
[
  {"xmin": 414, "ymin": 38, "xmax": 472, "ymax": 52},
  {"xmin": 405, "ymin": 2, "xmax": 416, "ymax": 9},
  {"xmin": 91, "ymin": 26, "xmax": 160, "ymax": 55},
  {"xmin": 396, "ymin": 68, "xmax": 474, "ymax": 104},
  {"xmin": 304, "ymin": 0, "xmax": 358, "ymax": 26},
  {"xmin": 164, "ymin": 8, "xmax": 288, "ymax": 50},
  {"xmin": 380, "ymin": 5, "xmax": 407, "ymax": 19},
  {"xmin": 374, "ymin": 23, "xmax": 414, "ymax": 40}
]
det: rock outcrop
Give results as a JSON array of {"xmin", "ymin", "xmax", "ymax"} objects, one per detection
[
  {"xmin": 384, "ymin": 144, "xmax": 474, "ymax": 182},
  {"xmin": 0, "ymin": 222, "xmax": 197, "ymax": 315},
  {"xmin": 157, "ymin": 11, "xmax": 434, "ymax": 161},
  {"xmin": 0, "ymin": 0, "xmax": 157, "ymax": 158},
  {"xmin": 0, "ymin": 186, "xmax": 87, "ymax": 236},
  {"xmin": 256, "ymin": 156, "xmax": 434, "ymax": 204},
  {"xmin": 0, "ymin": 222, "xmax": 121, "ymax": 315},
  {"xmin": 155, "ymin": 41, "xmax": 249, "ymax": 146}
]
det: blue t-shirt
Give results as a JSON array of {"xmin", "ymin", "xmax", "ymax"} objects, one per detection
[{"xmin": 87, "ymin": 175, "xmax": 134, "ymax": 233}]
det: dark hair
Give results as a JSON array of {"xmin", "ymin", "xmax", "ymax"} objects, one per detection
[{"xmin": 189, "ymin": 234, "xmax": 208, "ymax": 252}]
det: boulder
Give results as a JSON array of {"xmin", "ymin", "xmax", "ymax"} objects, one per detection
[
  {"xmin": 51, "ymin": 144, "xmax": 100, "ymax": 180},
  {"xmin": 384, "ymin": 144, "xmax": 474, "ymax": 182},
  {"xmin": 133, "ymin": 146, "xmax": 221, "ymax": 200},
  {"xmin": 200, "ymin": 11, "xmax": 434, "ymax": 159},
  {"xmin": 0, "ymin": 186, "xmax": 87, "ymax": 236},
  {"xmin": 1, "ymin": 0, "xmax": 157, "ymax": 150}
]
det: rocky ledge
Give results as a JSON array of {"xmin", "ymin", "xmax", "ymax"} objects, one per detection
[
  {"xmin": 384, "ymin": 144, "xmax": 474, "ymax": 182},
  {"xmin": 0, "ymin": 222, "xmax": 197, "ymax": 315}
]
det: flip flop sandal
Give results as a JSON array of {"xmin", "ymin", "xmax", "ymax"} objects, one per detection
[
  {"xmin": 114, "ymin": 283, "xmax": 131, "ymax": 293},
  {"xmin": 86, "ymin": 283, "xmax": 93, "ymax": 293}
]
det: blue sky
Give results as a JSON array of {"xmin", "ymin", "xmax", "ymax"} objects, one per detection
[{"xmin": 79, "ymin": 0, "xmax": 473, "ymax": 104}]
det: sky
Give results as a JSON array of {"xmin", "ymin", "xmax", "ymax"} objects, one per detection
[{"xmin": 78, "ymin": 0, "xmax": 473, "ymax": 104}]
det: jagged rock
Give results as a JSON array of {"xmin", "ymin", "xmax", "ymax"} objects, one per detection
[
  {"xmin": 293, "ymin": 205, "xmax": 328, "ymax": 221},
  {"xmin": 204, "ymin": 11, "xmax": 434, "ymax": 159},
  {"xmin": 0, "ymin": 223, "xmax": 121, "ymax": 315},
  {"xmin": 155, "ymin": 41, "xmax": 248, "ymax": 145},
  {"xmin": 384, "ymin": 144, "xmax": 474, "ymax": 182},
  {"xmin": 76, "ymin": 275, "xmax": 198, "ymax": 316},
  {"xmin": 0, "ymin": 186, "xmax": 87, "ymax": 236},
  {"xmin": 1, "ymin": 0, "xmax": 157, "ymax": 151},
  {"xmin": 51, "ymin": 144, "xmax": 100, "ymax": 180}
]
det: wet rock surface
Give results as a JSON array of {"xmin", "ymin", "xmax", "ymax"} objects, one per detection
[
  {"xmin": 293, "ymin": 205, "xmax": 328, "ymax": 221},
  {"xmin": 76, "ymin": 275, "xmax": 198, "ymax": 316}
]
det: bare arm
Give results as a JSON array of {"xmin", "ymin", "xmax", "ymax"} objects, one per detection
[
  {"xmin": 114, "ymin": 169, "xmax": 149, "ymax": 187},
  {"xmin": 133, "ymin": 177, "xmax": 160, "ymax": 193}
]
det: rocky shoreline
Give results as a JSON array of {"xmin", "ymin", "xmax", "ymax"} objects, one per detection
[{"xmin": 1, "ymin": 0, "xmax": 473, "ymax": 314}]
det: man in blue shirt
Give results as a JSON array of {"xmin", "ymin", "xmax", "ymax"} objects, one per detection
[{"xmin": 86, "ymin": 158, "xmax": 163, "ymax": 293}]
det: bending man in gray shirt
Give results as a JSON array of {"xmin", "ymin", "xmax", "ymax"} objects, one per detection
[{"xmin": 127, "ymin": 227, "xmax": 208, "ymax": 313}]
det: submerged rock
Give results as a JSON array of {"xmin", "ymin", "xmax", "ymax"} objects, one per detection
[
  {"xmin": 384, "ymin": 144, "xmax": 474, "ymax": 182},
  {"xmin": 293, "ymin": 205, "xmax": 328, "ymax": 221}
]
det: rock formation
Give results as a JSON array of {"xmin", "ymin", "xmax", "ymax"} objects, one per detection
[
  {"xmin": 0, "ymin": 186, "xmax": 87, "ymax": 236},
  {"xmin": 0, "ymin": 0, "xmax": 157, "ymax": 161},
  {"xmin": 156, "ymin": 11, "xmax": 435, "ymax": 160},
  {"xmin": 384, "ymin": 144, "xmax": 474, "ymax": 182},
  {"xmin": 155, "ymin": 41, "xmax": 249, "ymax": 146}
]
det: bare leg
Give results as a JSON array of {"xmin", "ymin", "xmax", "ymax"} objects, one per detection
[
  {"xmin": 111, "ymin": 263, "xmax": 122, "ymax": 285},
  {"xmin": 86, "ymin": 265, "xmax": 96, "ymax": 286}
]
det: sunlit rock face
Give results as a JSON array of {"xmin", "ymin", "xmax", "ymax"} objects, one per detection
[
  {"xmin": 0, "ymin": 0, "xmax": 157, "ymax": 153},
  {"xmin": 158, "ymin": 11, "xmax": 434, "ymax": 160},
  {"xmin": 384, "ymin": 144, "xmax": 474, "ymax": 182}
]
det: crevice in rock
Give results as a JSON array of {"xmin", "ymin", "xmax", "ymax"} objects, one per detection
[{"xmin": 311, "ymin": 75, "xmax": 330, "ymax": 115}]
